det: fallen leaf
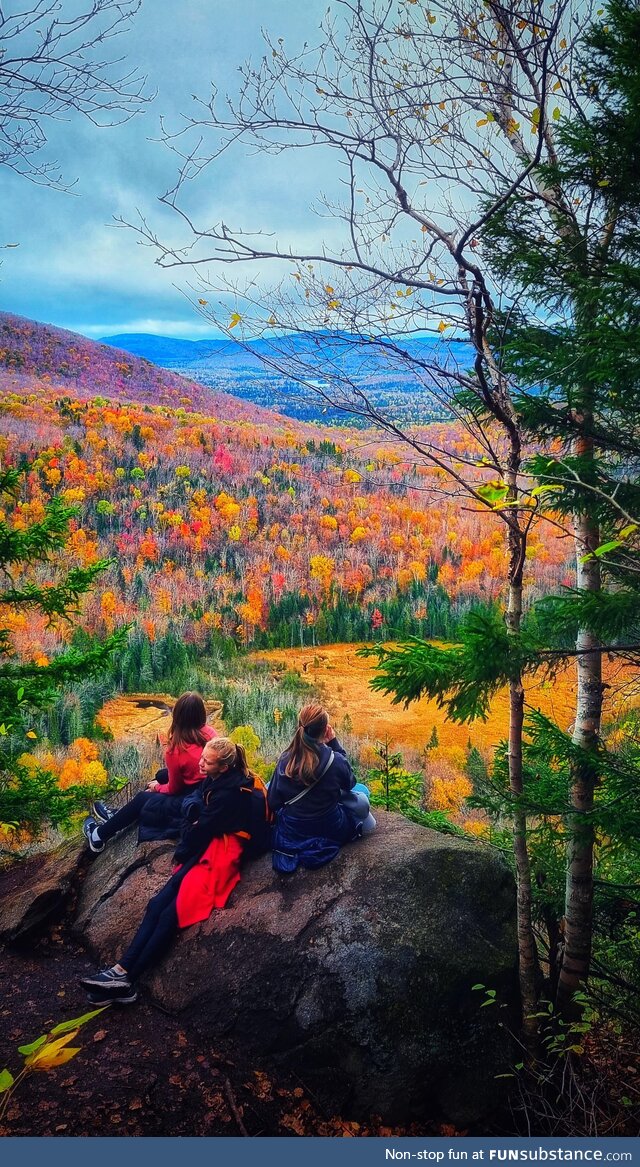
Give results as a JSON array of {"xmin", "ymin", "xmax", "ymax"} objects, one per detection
[{"xmin": 93, "ymin": 1030, "xmax": 107, "ymax": 1042}]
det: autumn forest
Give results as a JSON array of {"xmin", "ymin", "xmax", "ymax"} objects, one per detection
[{"xmin": 2, "ymin": 0, "xmax": 640, "ymax": 1143}]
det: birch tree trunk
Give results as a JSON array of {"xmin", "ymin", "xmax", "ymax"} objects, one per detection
[
  {"xmin": 556, "ymin": 490, "xmax": 604, "ymax": 1012},
  {"xmin": 505, "ymin": 467, "xmax": 539, "ymax": 1041}
]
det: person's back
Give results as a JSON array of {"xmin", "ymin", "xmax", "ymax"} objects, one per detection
[
  {"xmin": 269, "ymin": 736, "xmax": 353, "ymax": 817},
  {"xmin": 268, "ymin": 701, "xmax": 374, "ymax": 872}
]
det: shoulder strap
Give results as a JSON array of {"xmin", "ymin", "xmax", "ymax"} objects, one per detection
[{"xmin": 284, "ymin": 749, "xmax": 335, "ymax": 806}]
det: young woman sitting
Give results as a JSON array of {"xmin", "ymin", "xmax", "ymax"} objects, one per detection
[
  {"xmin": 80, "ymin": 738, "xmax": 261, "ymax": 1003},
  {"xmin": 268, "ymin": 701, "xmax": 376, "ymax": 873},
  {"xmin": 83, "ymin": 691, "xmax": 217, "ymax": 853}
]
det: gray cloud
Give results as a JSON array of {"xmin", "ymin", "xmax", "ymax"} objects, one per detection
[{"xmin": 2, "ymin": 0, "xmax": 334, "ymax": 339}]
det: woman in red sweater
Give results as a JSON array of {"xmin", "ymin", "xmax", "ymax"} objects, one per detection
[
  {"xmin": 147, "ymin": 691, "xmax": 218, "ymax": 796},
  {"xmin": 84, "ymin": 692, "xmax": 217, "ymax": 852}
]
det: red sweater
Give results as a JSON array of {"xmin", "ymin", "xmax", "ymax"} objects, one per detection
[{"xmin": 160, "ymin": 724, "xmax": 217, "ymax": 796}]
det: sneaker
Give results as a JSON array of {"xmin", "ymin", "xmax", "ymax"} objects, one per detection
[
  {"xmin": 85, "ymin": 987, "xmax": 138, "ymax": 1005},
  {"xmin": 91, "ymin": 800, "xmax": 114, "ymax": 824},
  {"xmin": 80, "ymin": 966, "xmax": 131, "ymax": 992},
  {"xmin": 82, "ymin": 816, "xmax": 105, "ymax": 853}
]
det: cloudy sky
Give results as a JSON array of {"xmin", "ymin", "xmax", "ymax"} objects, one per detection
[{"xmin": 1, "ymin": 0, "xmax": 334, "ymax": 340}]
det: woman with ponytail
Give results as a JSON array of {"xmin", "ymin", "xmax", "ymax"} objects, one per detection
[
  {"xmin": 80, "ymin": 738, "xmax": 263, "ymax": 1003},
  {"xmin": 268, "ymin": 701, "xmax": 375, "ymax": 873}
]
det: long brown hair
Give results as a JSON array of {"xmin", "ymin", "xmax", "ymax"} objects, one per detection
[
  {"xmin": 167, "ymin": 691, "xmax": 208, "ymax": 751},
  {"xmin": 284, "ymin": 701, "xmax": 329, "ymax": 786}
]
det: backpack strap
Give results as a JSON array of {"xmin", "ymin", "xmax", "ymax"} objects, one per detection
[{"xmin": 284, "ymin": 749, "xmax": 335, "ymax": 807}]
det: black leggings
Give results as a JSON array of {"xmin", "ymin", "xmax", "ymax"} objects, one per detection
[
  {"xmin": 119, "ymin": 868, "xmax": 186, "ymax": 981},
  {"xmin": 96, "ymin": 790, "xmax": 157, "ymax": 843}
]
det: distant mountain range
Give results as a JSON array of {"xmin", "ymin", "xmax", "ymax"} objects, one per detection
[
  {"xmin": 0, "ymin": 312, "xmax": 476, "ymax": 428},
  {"xmin": 100, "ymin": 330, "xmax": 476, "ymax": 425}
]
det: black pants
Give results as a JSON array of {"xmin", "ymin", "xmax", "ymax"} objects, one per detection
[
  {"xmin": 96, "ymin": 790, "xmax": 157, "ymax": 842},
  {"xmin": 119, "ymin": 867, "xmax": 187, "ymax": 981}
]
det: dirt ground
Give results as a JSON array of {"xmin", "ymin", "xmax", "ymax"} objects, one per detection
[
  {"xmin": 252, "ymin": 644, "xmax": 638, "ymax": 756},
  {"xmin": 0, "ymin": 919, "xmax": 434, "ymax": 1138}
]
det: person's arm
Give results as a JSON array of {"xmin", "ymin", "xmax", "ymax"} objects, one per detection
[
  {"xmin": 333, "ymin": 751, "xmax": 356, "ymax": 792},
  {"xmin": 321, "ymin": 726, "xmax": 354, "ymax": 788},
  {"xmin": 326, "ymin": 736, "xmax": 347, "ymax": 758},
  {"xmin": 174, "ymin": 788, "xmax": 241, "ymax": 864},
  {"xmin": 266, "ymin": 768, "xmax": 284, "ymax": 814},
  {"xmin": 163, "ymin": 748, "xmax": 185, "ymax": 796}
]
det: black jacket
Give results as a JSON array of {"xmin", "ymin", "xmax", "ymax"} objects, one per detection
[
  {"xmin": 267, "ymin": 737, "xmax": 355, "ymax": 819},
  {"xmin": 173, "ymin": 766, "xmax": 253, "ymax": 865},
  {"xmin": 137, "ymin": 793, "xmax": 186, "ymax": 844}
]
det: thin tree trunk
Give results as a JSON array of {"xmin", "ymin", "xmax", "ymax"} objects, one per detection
[
  {"xmin": 556, "ymin": 503, "xmax": 604, "ymax": 1012},
  {"xmin": 506, "ymin": 570, "xmax": 539, "ymax": 1041}
]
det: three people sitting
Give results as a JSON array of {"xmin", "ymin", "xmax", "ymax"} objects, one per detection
[{"xmin": 80, "ymin": 696, "xmax": 375, "ymax": 1003}]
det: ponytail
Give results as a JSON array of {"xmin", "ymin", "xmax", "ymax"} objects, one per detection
[
  {"xmin": 207, "ymin": 737, "xmax": 257, "ymax": 782},
  {"xmin": 284, "ymin": 702, "xmax": 329, "ymax": 786}
]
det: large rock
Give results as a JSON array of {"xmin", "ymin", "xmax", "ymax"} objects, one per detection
[
  {"xmin": 73, "ymin": 811, "xmax": 518, "ymax": 1126},
  {"xmin": 0, "ymin": 838, "xmax": 84, "ymax": 942}
]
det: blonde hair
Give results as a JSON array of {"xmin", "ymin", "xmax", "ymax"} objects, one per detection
[
  {"xmin": 203, "ymin": 736, "xmax": 254, "ymax": 779},
  {"xmin": 284, "ymin": 701, "xmax": 329, "ymax": 787}
]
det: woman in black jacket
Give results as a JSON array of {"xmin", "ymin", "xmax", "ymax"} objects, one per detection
[
  {"xmin": 79, "ymin": 738, "xmax": 260, "ymax": 1003},
  {"xmin": 268, "ymin": 701, "xmax": 375, "ymax": 872}
]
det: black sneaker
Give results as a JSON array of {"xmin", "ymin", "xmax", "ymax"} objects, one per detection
[
  {"xmin": 91, "ymin": 800, "xmax": 114, "ymax": 824},
  {"xmin": 85, "ymin": 986, "xmax": 138, "ymax": 1005},
  {"xmin": 82, "ymin": 817, "xmax": 105, "ymax": 853},
  {"xmin": 80, "ymin": 967, "xmax": 131, "ymax": 992}
]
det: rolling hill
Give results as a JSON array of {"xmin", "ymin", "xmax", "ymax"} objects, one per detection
[{"xmin": 0, "ymin": 312, "xmax": 285, "ymax": 426}]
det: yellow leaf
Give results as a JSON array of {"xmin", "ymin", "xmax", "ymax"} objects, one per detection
[
  {"xmin": 437, "ymin": 321, "xmax": 449, "ymax": 332},
  {"xmin": 229, "ymin": 313, "xmax": 242, "ymax": 329},
  {"xmin": 32, "ymin": 1047, "xmax": 81, "ymax": 1072},
  {"xmin": 552, "ymin": 80, "xmax": 562, "ymax": 91},
  {"xmin": 552, "ymin": 107, "xmax": 561, "ymax": 121},
  {"xmin": 327, "ymin": 300, "xmax": 340, "ymax": 310},
  {"xmin": 324, "ymin": 285, "xmax": 334, "ymax": 294},
  {"xmin": 198, "ymin": 299, "xmax": 208, "ymax": 306},
  {"xmin": 559, "ymin": 38, "xmax": 567, "ymax": 48},
  {"xmin": 26, "ymin": 731, "xmax": 37, "ymax": 739},
  {"xmin": 26, "ymin": 1030, "xmax": 79, "ymax": 1068},
  {"xmin": 476, "ymin": 118, "xmax": 488, "ymax": 127}
]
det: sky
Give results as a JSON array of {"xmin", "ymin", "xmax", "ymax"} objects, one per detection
[{"xmin": 1, "ymin": 0, "xmax": 335, "ymax": 340}]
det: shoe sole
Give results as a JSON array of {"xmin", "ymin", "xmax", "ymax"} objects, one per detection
[
  {"xmin": 82, "ymin": 822, "xmax": 105, "ymax": 853},
  {"xmin": 85, "ymin": 990, "xmax": 138, "ymax": 1005},
  {"xmin": 79, "ymin": 975, "xmax": 132, "ymax": 991},
  {"xmin": 91, "ymin": 803, "xmax": 113, "ymax": 823}
]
